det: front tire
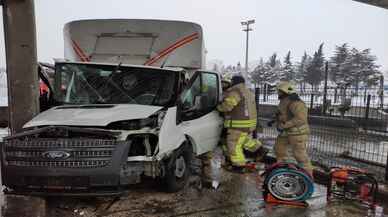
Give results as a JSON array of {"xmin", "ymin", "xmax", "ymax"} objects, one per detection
[{"xmin": 164, "ymin": 142, "xmax": 192, "ymax": 192}]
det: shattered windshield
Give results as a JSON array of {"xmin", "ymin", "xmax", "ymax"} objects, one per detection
[{"xmin": 54, "ymin": 63, "xmax": 177, "ymax": 106}]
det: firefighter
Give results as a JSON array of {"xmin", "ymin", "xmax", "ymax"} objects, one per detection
[
  {"xmin": 274, "ymin": 81, "xmax": 313, "ymax": 177},
  {"xmin": 217, "ymin": 75, "xmax": 264, "ymax": 172}
]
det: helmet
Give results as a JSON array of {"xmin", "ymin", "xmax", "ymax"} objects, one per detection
[
  {"xmin": 221, "ymin": 74, "xmax": 232, "ymax": 83},
  {"xmin": 231, "ymin": 75, "xmax": 245, "ymax": 86},
  {"xmin": 221, "ymin": 76, "xmax": 231, "ymax": 90},
  {"xmin": 276, "ymin": 81, "xmax": 296, "ymax": 94}
]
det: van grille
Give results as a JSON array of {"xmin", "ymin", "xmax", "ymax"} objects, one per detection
[{"xmin": 2, "ymin": 139, "xmax": 117, "ymax": 168}]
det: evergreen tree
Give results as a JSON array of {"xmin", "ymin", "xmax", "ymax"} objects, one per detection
[
  {"xmin": 305, "ymin": 43, "xmax": 325, "ymax": 89},
  {"xmin": 342, "ymin": 48, "xmax": 381, "ymax": 93},
  {"xmin": 279, "ymin": 51, "xmax": 294, "ymax": 81},
  {"xmin": 268, "ymin": 53, "xmax": 282, "ymax": 83},
  {"xmin": 296, "ymin": 52, "xmax": 310, "ymax": 91},
  {"xmin": 250, "ymin": 58, "xmax": 267, "ymax": 86},
  {"xmin": 360, "ymin": 49, "xmax": 381, "ymax": 88},
  {"xmin": 250, "ymin": 54, "xmax": 280, "ymax": 86},
  {"xmin": 329, "ymin": 43, "xmax": 350, "ymax": 84},
  {"xmin": 268, "ymin": 53, "xmax": 278, "ymax": 68}
]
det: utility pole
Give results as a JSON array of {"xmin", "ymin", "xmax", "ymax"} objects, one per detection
[
  {"xmin": 241, "ymin": 19, "xmax": 255, "ymax": 83},
  {"xmin": 2, "ymin": 0, "xmax": 39, "ymax": 134}
]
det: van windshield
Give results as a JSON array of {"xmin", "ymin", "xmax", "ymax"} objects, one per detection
[{"xmin": 54, "ymin": 63, "xmax": 178, "ymax": 106}]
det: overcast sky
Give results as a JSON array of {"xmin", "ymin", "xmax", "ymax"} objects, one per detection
[{"xmin": 0, "ymin": 0, "xmax": 387, "ymax": 71}]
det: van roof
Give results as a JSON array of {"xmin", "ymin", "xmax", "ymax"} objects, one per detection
[{"xmin": 55, "ymin": 60, "xmax": 185, "ymax": 72}]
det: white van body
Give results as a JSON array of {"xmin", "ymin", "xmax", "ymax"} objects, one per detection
[{"xmin": 0, "ymin": 20, "xmax": 223, "ymax": 195}]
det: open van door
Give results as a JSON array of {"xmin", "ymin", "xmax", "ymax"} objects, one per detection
[{"xmin": 179, "ymin": 71, "xmax": 223, "ymax": 155}]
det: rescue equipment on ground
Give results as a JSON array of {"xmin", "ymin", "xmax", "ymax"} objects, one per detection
[
  {"xmin": 327, "ymin": 167, "xmax": 378, "ymax": 209},
  {"xmin": 262, "ymin": 163, "xmax": 314, "ymax": 207}
]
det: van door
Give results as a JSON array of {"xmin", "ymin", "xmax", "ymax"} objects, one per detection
[{"xmin": 180, "ymin": 71, "xmax": 223, "ymax": 155}]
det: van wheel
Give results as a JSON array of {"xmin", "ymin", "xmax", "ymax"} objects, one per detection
[{"xmin": 164, "ymin": 142, "xmax": 192, "ymax": 192}]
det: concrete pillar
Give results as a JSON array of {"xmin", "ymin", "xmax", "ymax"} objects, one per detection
[{"xmin": 2, "ymin": 0, "xmax": 39, "ymax": 134}]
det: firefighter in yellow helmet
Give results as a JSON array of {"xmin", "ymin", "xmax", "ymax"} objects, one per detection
[
  {"xmin": 273, "ymin": 81, "xmax": 313, "ymax": 176},
  {"xmin": 217, "ymin": 75, "xmax": 264, "ymax": 172}
]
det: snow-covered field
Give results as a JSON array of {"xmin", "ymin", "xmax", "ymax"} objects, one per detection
[{"xmin": 258, "ymin": 93, "xmax": 387, "ymax": 109}]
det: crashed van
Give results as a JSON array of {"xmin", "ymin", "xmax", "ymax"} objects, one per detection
[{"xmin": 1, "ymin": 19, "xmax": 223, "ymax": 195}]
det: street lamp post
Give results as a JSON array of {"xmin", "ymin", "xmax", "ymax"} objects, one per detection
[{"xmin": 241, "ymin": 19, "xmax": 255, "ymax": 82}]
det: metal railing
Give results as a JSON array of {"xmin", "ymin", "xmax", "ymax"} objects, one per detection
[{"xmin": 256, "ymin": 87, "xmax": 388, "ymax": 182}]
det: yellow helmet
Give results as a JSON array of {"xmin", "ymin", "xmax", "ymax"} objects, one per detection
[
  {"xmin": 221, "ymin": 74, "xmax": 232, "ymax": 83},
  {"xmin": 276, "ymin": 81, "xmax": 296, "ymax": 94},
  {"xmin": 221, "ymin": 74, "xmax": 231, "ymax": 86}
]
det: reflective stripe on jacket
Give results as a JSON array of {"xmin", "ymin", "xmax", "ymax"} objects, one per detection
[
  {"xmin": 217, "ymin": 83, "xmax": 257, "ymax": 132},
  {"xmin": 224, "ymin": 119, "xmax": 257, "ymax": 128}
]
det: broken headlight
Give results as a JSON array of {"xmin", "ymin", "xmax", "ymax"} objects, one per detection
[{"xmin": 107, "ymin": 110, "xmax": 166, "ymax": 130}]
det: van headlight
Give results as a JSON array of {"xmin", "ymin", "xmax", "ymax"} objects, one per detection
[
  {"xmin": 107, "ymin": 110, "xmax": 166, "ymax": 130},
  {"xmin": 138, "ymin": 110, "xmax": 165, "ymax": 129}
]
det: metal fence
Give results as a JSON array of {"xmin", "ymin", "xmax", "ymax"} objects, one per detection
[{"xmin": 256, "ymin": 87, "xmax": 388, "ymax": 182}]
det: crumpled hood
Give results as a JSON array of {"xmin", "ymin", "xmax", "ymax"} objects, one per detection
[{"xmin": 24, "ymin": 104, "xmax": 163, "ymax": 128}]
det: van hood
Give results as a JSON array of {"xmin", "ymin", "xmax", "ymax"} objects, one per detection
[{"xmin": 24, "ymin": 104, "xmax": 163, "ymax": 128}]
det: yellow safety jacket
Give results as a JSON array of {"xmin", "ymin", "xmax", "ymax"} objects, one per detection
[
  {"xmin": 277, "ymin": 97, "xmax": 310, "ymax": 136},
  {"xmin": 217, "ymin": 83, "xmax": 257, "ymax": 132}
]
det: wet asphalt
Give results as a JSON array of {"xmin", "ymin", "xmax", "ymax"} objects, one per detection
[
  {"xmin": 42, "ymin": 171, "xmax": 384, "ymax": 217},
  {"xmin": 0, "ymin": 148, "xmax": 387, "ymax": 217},
  {"xmin": 0, "ymin": 169, "xmax": 386, "ymax": 217}
]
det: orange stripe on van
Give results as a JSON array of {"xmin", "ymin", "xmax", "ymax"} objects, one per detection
[
  {"xmin": 71, "ymin": 39, "xmax": 90, "ymax": 62},
  {"xmin": 144, "ymin": 32, "xmax": 199, "ymax": 66}
]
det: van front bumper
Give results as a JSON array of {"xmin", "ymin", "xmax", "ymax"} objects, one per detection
[{"xmin": 0, "ymin": 138, "xmax": 161, "ymax": 196}]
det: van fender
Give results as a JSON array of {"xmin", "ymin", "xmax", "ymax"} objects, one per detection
[{"xmin": 158, "ymin": 107, "xmax": 186, "ymax": 158}]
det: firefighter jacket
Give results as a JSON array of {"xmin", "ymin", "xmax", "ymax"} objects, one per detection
[
  {"xmin": 217, "ymin": 83, "xmax": 257, "ymax": 132},
  {"xmin": 277, "ymin": 97, "xmax": 310, "ymax": 136}
]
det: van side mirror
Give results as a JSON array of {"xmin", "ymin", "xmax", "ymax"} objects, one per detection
[{"xmin": 192, "ymin": 95, "xmax": 202, "ymax": 111}]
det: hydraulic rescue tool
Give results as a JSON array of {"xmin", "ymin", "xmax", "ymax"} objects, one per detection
[
  {"xmin": 262, "ymin": 162, "xmax": 314, "ymax": 207},
  {"xmin": 327, "ymin": 167, "xmax": 378, "ymax": 209}
]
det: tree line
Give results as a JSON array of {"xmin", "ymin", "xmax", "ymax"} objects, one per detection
[{"xmin": 249, "ymin": 43, "xmax": 382, "ymax": 92}]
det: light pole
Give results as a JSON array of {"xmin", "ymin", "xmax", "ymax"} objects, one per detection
[{"xmin": 241, "ymin": 19, "xmax": 255, "ymax": 82}]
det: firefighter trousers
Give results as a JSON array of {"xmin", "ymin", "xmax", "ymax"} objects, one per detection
[
  {"xmin": 274, "ymin": 134, "xmax": 313, "ymax": 175},
  {"xmin": 227, "ymin": 129, "xmax": 262, "ymax": 166}
]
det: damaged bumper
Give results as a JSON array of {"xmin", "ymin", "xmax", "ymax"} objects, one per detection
[{"xmin": 0, "ymin": 136, "xmax": 163, "ymax": 196}]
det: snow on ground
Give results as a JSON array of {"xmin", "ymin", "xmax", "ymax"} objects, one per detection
[
  {"xmin": 0, "ymin": 128, "xmax": 9, "ymax": 142},
  {"xmin": 258, "ymin": 93, "xmax": 387, "ymax": 109},
  {"xmin": 0, "ymin": 72, "xmax": 7, "ymax": 106}
]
